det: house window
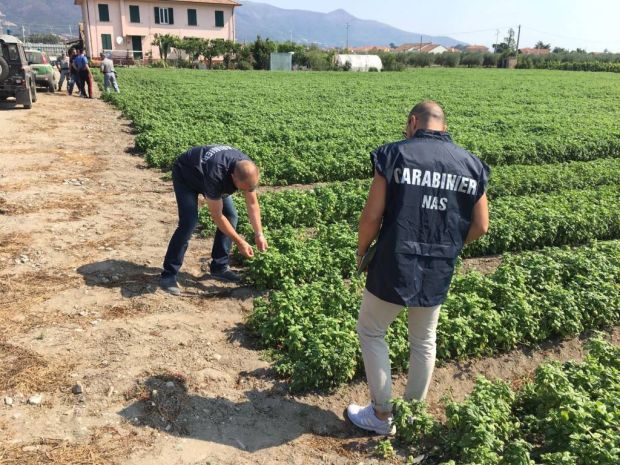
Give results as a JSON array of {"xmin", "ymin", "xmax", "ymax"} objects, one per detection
[
  {"xmin": 98, "ymin": 4, "xmax": 110, "ymax": 22},
  {"xmin": 188, "ymin": 9, "xmax": 197, "ymax": 26},
  {"xmin": 129, "ymin": 5, "xmax": 140, "ymax": 23},
  {"xmin": 101, "ymin": 34, "xmax": 112, "ymax": 51},
  {"xmin": 215, "ymin": 10, "xmax": 224, "ymax": 27},
  {"xmin": 154, "ymin": 7, "xmax": 174, "ymax": 25}
]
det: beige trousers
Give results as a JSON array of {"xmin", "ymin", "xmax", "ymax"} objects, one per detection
[{"xmin": 357, "ymin": 289, "xmax": 441, "ymax": 413}]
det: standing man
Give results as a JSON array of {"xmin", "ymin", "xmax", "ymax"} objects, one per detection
[
  {"xmin": 100, "ymin": 53, "xmax": 119, "ymax": 93},
  {"xmin": 73, "ymin": 49, "xmax": 92, "ymax": 98},
  {"xmin": 160, "ymin": 145, "xmax": 268, "ymax": 296},
  {"xmin": 56, "ymin": 52, "xmax": 70, "ymax": 92},
  {"xmin": 67, "ymin": 49, "xmax": 79, "ymax": 96},
  {"xmin": 347, "ymin": 101, "xmax": 490, "ymax": 435}
]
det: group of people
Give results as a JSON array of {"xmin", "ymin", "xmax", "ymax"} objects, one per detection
[
  {"xmin": 159, "ymin": 101, "xmax": 490, "ymax": 435},
  {"xmin": 56, "ymin": 49, "xmax": 120, "ymax": 97}
]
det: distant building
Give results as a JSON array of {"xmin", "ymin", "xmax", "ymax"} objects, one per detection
[
  {"xmin": 394, "ymin": 42, "xmax": 447, "ymax": 54},
  {"xmin": 335, "ymin": 54, "xmax": 383, "ymax": 71},
  {"xmin": 74, "ymin": 0, "xmax": 239, "ymax": 60},
  {"xmin": 519, "ymin": 48, "xmax": 551, "ymax": 56},
  {"xmin": 350, "ymin": 45, "xmax": 391, "ymax": 53},
  {"xmin": 464, "ymin": 44, "xmax": 489, "ymax": 53}
]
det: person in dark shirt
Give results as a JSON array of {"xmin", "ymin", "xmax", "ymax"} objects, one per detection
[
  {"xmin": 160, "ymin": 145, "xmax": 268, "ymax": 295},
  {"xmin": 67, "ymin": 49, "xmax": 78, "ymax": 96},
  {"xmin": 73, "ymin": 49, "xmax": 92, "ymax": 98},
  {"xmin": 346, "ymin": 101, "xmax": 490, "ymax": 435}
]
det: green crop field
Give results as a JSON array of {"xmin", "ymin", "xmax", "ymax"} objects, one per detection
[
  {"xmin": 105, "ymin": 67, "xmax": 620, "ymax": 464},
  {"xmin": 107, "ymin": 68, "xmax": 620, "ymax": 185}
]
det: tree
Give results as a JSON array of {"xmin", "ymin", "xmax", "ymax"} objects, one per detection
[
  {"xmin": 198, "ymin": 38, "xmax": 227, "ymax": 69},
  {"xmin": 251, "ymin": 36, "xmax": 276, "ymax": 70},
  {"xmin": 493, "ymin": 28, "xmax": 517, "ymax": 56},
  {"xmin": 26, "ymin": 33, "xmax": 62, "ymax": 44},
  {"xmin": 222, "ymin": 40, "xmax": 240, "ymax": 69},
  {"xmin": 176, "ymin": 37, "xmax": 203, "ymax": 62},
  {"xmin": 152, "ymin": 34, "xmax": 179, "ymax": 62},
  {"xmin": 534, "ymin": 41, "xmax": 551, "ymax": 49},
  {"xmin": 552, "ymin": 47, "xmax": 568, "ymax": 54}
]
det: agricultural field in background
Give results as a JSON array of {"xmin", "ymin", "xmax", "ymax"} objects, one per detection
[
  {"xmin": 104, "ymin": 67, "xmax": 620, "ymax": 463},
  {"xmin": 106, "ymin": 68, "xmax": 620, "ymax": 185}
]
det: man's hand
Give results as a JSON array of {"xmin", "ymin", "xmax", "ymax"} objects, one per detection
[
  {"xmin": 236, "ymin": 239, "xmax": 255, "ymax": 258},
  {"xmin": 255, "ymin": 233, "xmax": 268, "ymax": 252}
]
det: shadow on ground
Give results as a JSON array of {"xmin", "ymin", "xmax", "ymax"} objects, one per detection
[
  {"xmin": 118, "ymin": 373, "xmax": 359, "ymax": 453},
  {"xmin": 76, "ymin": 259, "xmax": 251, "ymax": 299}
]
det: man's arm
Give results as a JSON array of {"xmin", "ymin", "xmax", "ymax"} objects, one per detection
[
  {"xmin": 357, "ymin": 170, "xmax": 387, "ymax": 262},
  {"xmin": 206, "ymin": 198, "xmax": 254, "ymax": 258},
  {"xmin": 464, "ymin": 193, "xmax": 489, "ymax": 244},
  {"xmin": 244, "ymin": 191, "xmax": 268, "ymax": 252}
]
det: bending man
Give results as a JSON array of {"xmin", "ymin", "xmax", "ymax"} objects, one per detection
[
  {"xmin": 160, "ymin": 145, "xmax": 268, "ymax": 295},
  {"xmin": 347, "ymin": 101, "xmax": 490, "ymax": 435}
]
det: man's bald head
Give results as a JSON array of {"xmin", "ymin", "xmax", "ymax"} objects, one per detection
[
  {"xmin": 408, "ymin": 100, "xmax": 446, "ymax": 131},
  {"xmin": 233, "ymin": 160, "xmax": 260, "ymax": 192}
]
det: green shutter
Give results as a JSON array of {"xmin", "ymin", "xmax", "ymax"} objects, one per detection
[
  {"xmin": 168, "ymin": 8, "xmax": 174, "ymax": 25},
  {"xmin": 98, "ymin": 4, "xmax": 110, "ymax": 22},
  {"xmin": 215, "ymin": 10, "xmax": 224, "ymax": 27},
  {"xmin": 101, "ymin": 34, "xmax": 112, "ymax": 51},
  {"xmin": 129, "ymin": 5, "xmax": 140, "ymax": 23},
  {"xmin": 154, "ymin": 7, "xmax": 160, "ymax": 24},
  {"xmin": 188, "ymin": 9, "xmax": 197, "ymax": 26}
]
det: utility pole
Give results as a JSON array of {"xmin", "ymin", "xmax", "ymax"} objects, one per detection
[
  {"xmin": 21, "ymin": 24, "xmax": 26, "ymax": 43},
  {"xmin": 515, "ymin": 24, "xmax": 521, "ymax": 56},
  {"xmin": 419, "ymin": 34, "xmax": 423, "ymax": 51},
  {"xmin": 495, "ymin": 29, "xmax": 500, "ymax": 53},
  {"xmin": 345, "ymin": 23, "xmax": 350, "ymax": 51}
]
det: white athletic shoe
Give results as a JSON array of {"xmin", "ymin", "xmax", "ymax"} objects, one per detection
[{"xmin": 346, "ymin": 403, "xmax": 395, "ymax": 435}]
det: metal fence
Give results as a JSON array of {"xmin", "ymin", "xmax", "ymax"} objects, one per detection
[{"xmin": 23, "ymin": 43, "xmax": 67, "ymax": 57}]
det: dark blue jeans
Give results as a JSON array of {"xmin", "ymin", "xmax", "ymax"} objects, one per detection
[{"xmin": 162, "ymin": 166, "xmax": 238, "ymax": 279}]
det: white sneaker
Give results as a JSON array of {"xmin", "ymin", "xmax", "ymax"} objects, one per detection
[{"xmin": 346, "ymin": 403, "xmax": 395, "ymax": 435}]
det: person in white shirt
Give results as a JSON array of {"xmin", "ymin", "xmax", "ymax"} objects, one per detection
[{"xmin": 100, "ymin": 53, "xmax": 119, "ymax": 93}]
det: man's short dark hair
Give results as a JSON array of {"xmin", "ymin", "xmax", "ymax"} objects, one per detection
[
  {"xmin": 234, "ymin": 160, "xmax": 259, "ymax": 190},
  {"xmin": 409, "ymin": 100, "xmax": 446, "ymax": 126}
]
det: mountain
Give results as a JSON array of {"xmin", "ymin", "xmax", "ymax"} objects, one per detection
[
  {"xmin": 0, "ymin": 0, "xmax": 81, "ymax": 34},
  {"xmin": 236, "ymin": 2, "xmax": 465, "ymax": 48}
]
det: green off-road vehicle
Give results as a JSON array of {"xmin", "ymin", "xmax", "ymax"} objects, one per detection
[{"xmin": 0, "ymin": 35, "xmax": 37, "ymax": 109}]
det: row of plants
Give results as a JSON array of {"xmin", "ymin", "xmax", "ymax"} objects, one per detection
[
  {"xmin": 248, "ymin": 241, "xmax": 620, "ymax": 391},
  {"xmin": 106, "ymin": 68, "xmax": 620, "ymax": 185},
  {"xmin": 199, "ymin": 157, "xmax": 620, "ymax": 237},
  {"xmin": 388, "ymin": 335, "xmax": 619, "ymax": 465},
  {"xmin": 243, "ymin": 185, "xmax": 620, "ymax": 290}
]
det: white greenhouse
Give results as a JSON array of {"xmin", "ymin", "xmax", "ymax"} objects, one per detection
[{"xmin": 335, "ymin": 54, "xmax": 383, "ymax": 72}]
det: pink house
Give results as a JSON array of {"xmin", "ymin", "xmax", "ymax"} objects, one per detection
[{"xmin": 74, "ymin": 0, "xmax": 240, "ymax": 59}]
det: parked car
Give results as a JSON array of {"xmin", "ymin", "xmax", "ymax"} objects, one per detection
[
  {"xmin": 25, "ymin": 49, "xmax": 57, "ymax": 92},
  {"xmin": 0, "ymin": 35, "xmax": 37, "ymax": 109}
]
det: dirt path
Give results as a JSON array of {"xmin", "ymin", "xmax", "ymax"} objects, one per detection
[{"xmin": 1, "ymin": 91, "xmax": 618, "ymax": 465}]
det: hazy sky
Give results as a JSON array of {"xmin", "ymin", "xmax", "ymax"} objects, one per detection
[{"xmin": 260, "ymin": 0, "xmax": 619, "ymax": 52}]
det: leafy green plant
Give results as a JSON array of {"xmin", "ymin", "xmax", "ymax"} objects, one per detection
[{"xmin": 105, "ymin": 68, "xmax": 620, "ymax": 185}]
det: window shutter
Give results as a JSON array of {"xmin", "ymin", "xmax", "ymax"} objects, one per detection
[
  {"xmin": 215, "ymin": 10, "xmax": 224, "ymax": 27},
  {"xmin": 101, "ymin": 34, "xmax": 112, "ymax": 50},
  {"xmin": 98, "ymin": 4, "xmax": 110, "ymax": 22},
  {"xmin": 154, "ymin": 7, "xmax": 160, "ymax": 24},
  {"xmin": 168, "ymin": 8, "xmax": 174, "ymax": 25},
  {"xmin": 188, "ymin": 9, "xmax": 197, "ymax": 26},
  {"xmin": 129, "ymin": 5, "xmax": 140, "ymax": 23}
]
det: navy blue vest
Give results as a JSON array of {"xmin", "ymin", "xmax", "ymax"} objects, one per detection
[{"xmin": 366, "ymin": 130, "xmax": 490, "ymax": 307}]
